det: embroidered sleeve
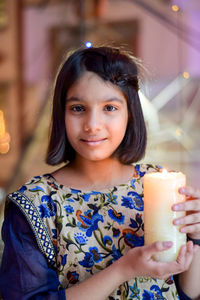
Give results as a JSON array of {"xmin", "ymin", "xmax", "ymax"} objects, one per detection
[
  {"xmin": 7, "ymin": 191, "xmax": 56, "ymax": 267},
  {"xmin": 0, "ymin": 202, "xmax": 65, "ymax": 299}
]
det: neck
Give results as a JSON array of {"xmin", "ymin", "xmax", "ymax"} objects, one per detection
[
  {"xmin": 53, "ymin": 156, "xmax": 135, "ymax": 191},
  {"xmin": 68, "ymin": 155, "xmax": 130, "ymax": 189},
  {"xmin": 72, "ymin": 156, "xmax": 121, "ymax": 178}
]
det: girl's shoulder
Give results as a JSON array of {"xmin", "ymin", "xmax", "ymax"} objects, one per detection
[
  {"xmin": 6, "ymin": 173, "xmax": 58, "ymax": 267},
  {"xmin": 18, "ymin": 173, "xmax": 59, "ymax": 195},
  {"xmin": 134, "ymin": 163, "xmax": 162, "ymax": 177},
  {"xmin": 7, "ymin": 173, "xmax": 60, "ymax": 204}
]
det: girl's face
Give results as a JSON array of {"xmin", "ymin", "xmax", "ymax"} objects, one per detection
[{"xmin": 65, "ymin": 71, "xmax": 128, "ymax": 162}]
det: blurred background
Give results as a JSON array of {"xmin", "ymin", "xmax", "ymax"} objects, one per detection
[{"xmin": 0, "ymin": 0, "xmax": 200, "ymax": 255}]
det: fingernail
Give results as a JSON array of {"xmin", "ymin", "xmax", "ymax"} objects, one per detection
[
  {"xmin": 188, "ymin": 241, "xmax": 193, "ymax": 247},
  {"xmin": 173, "ymin": 204, "xmax": 181, "ymax": 211},
  {"xmin": 174, "ymin": 219, "xmax": 180, "ymax": 225},
  {"xmin": 179, "ymin": 188, "xmax": 185, "ymax": 193},
  {"xmin": 163, "ymin": 241, "xmax": 172, "ymax": 248}
]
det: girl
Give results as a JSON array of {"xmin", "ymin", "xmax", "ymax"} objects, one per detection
[{"xmin": 0, "ymin": 46, "xmax": 200, "ymax": 300}]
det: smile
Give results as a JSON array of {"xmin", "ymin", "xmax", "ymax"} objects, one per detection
[{"xmin": 80, "ymin": 138, "xmax": 107, "ymax": 146}]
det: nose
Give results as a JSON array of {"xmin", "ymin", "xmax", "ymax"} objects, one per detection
[{"xmin": 84, "ymin": 109, "xmax": 102, "ymax": 133}]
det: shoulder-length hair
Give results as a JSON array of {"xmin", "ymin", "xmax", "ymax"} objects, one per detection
[{"xmin": 46, "ymin": 46, "xmax": 147, "ymax": 165}]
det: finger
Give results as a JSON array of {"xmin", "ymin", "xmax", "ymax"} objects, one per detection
[
  {"xmin": 173, "ymin": 199, "xmax": 200, "ymax": 212},
  {"xmin": 152, "ymin": 245, "xmax": 189, "ymax": 278},
  {"xmin": 173, "ymin": 212, "xmax": 200, "ymax": 226},
  {"xmin": 179, "ymin": 223, "xmax": 200, "ymax": 234},
  {"xmin": 176, "ymin": 243, "xmax": 187, "ymax": 264},
  {"xmin": 194, "ymin": 244, "xmax": 200, "ymax": 254},
  {"xmin": 161, "ymin": 242, "xmax": 195, "ymax": 277},
  {"xmin": 179, "ymin": 186, "xmax": 200, "ymax": 198},
  {"xmin": 175, "ymin": 242, "xmax": 193, "ymax": 271},
  {"xmin": 144, "ymin": 241, "xmax": 173, "ymax": 258},
  {"xmin": 184, "ymin": 242, "xmax": 194, "ymax": 269},
  {"xmin": 150, "ymin": 243, "xmax": 194, "ymax": 279}
]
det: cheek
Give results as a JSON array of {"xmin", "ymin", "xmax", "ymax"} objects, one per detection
[
  {"xmin": 120, "ymin": 115, "xmax": 128, "ymax": 138},
  {"xmin": 110, "ymin": 116, "xmax": 128, "ymax": 140},
  {"xmin": 117, "ymin": 111, "xmax": 128, "ymax": 129}
]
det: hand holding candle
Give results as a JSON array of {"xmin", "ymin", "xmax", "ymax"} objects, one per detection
[
  {"xmin": 173, "ymin": 186, "xmax": 200, "ymax": 240},
  {"xmin": 144, "ymin": 169, "xmax": 186, "ymax": 262}
]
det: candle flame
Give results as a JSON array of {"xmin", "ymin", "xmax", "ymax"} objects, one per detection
[{"xmin": 162, "ymin": 168, "xmax": 168, "ymax": 175}]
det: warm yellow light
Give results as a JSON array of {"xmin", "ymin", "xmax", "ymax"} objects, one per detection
[
  {"xmin": 0, "ymin": 133, "xmax": 10, "ymax": 154},
  {"xmin": 162, "ymin": 168, "xmax": 168, "ymax": 175},
  {"xmin": 0, "ymin": 110, "xmax": 10, "ymax": 154},
  {"xmin": 176, "ymin": 128, "xmax": 182, "ymax": 137},
  {"xmin": 183, "ymin": 72, "xmax": 190, "ymax": 79},
  {"xmin": 0, "ymin": 110, "xmax": 5, "ymax": 139},
  {"xmin": 0, "ymin": 142, "xmax": 10, "ymax": 154},
  {"xmin": 171, "ymin": 5, "xmax": 179, "ymax": 12}
]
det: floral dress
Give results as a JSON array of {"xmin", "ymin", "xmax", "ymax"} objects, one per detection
[{"xmin": 7, "ymin": 164, "xmax": 180, "ymax": 300}]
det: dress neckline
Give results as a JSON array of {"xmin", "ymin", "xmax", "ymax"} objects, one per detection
[{"xmin": 44, "ymin": 165, "xmax": 139, "ymax": 194}]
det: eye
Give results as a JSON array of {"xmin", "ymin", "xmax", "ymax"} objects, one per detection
[
  {"xmin": 70, "ymin": 105, "xmax": 85, "ymax": 112},
  {"xmin": 104, "ymin": 105, "xmax": 117, "ymax": 112}
]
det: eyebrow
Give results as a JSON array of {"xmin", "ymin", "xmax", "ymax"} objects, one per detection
[{"xmin": 66, "ymin": 96, "xmax": 125, "ymax": 103}]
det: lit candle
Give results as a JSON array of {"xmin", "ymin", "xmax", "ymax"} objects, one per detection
[
  {"xmin": 144, "ymin": 169, "xmax": 186, "ymax": 262},
  {"xmin": 0, "ymin": 110, "xmax": 5, "ymax": 139},
  {"xmin": 0, "ymin": 132, "xmax": 10, "ymax": 154},
  {"xmin": 0, "ymin": 110, "xmax": 10, "ymax": 154}
]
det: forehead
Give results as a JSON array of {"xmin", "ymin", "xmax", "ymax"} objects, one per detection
[{"xmin": 66, "ymin": 71, "xmax": 127, "ymax": 102}]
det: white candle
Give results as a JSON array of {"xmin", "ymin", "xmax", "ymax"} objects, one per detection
[{"xmin": 144, "ymin": 169, "xmax": 186, "ymax": 262}]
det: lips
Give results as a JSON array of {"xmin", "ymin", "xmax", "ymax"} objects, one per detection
[{"xmin": 80, "ymin": 138, "xmax": 107, "ymax": 146}]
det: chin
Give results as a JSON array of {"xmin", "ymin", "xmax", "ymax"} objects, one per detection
[
  {"xmin": 84, "ymin": 156, "xmax": 109, "ymax": 162},
  {"xmin": 77, "ymin": 151, "xmax": 112, "ymax": 162}
]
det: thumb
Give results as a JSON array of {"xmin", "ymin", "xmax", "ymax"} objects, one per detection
[{"xmin": 144, "ymin": 241, "xmax": 173, "ymax": 258}]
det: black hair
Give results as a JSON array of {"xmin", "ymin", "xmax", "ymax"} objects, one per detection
[{"xmin": 46, "ymin": 46, "xmax": 147, "ymax": 165}]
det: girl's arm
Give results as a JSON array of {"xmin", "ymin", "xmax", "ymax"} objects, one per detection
[
  {"xmin": 0, "ymin": 202, "xmax": 65, "ymax": 300},
  {"xmin": 1, "ymin": 200, "xmax": 197, "ymax": 300},
  {"xmin": 173, "ymin": 186, "xmax": 200, "ymax": 299},
  {"xmin": 66, "ymin": 241, "xmax": 196, "ymax": 300},
  {"xmin": 178, "ymin": 247, "xmax": 200, "ymax": 299}
]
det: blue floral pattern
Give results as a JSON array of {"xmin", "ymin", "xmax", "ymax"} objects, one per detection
[{"xmin": 14, "ymin": 164, "xmax": 179, "ymax": 299}]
